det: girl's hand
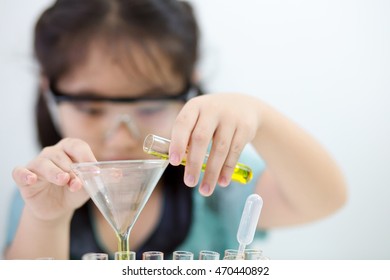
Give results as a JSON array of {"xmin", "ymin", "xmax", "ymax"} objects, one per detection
[
  {"xmin": 12, "ymin": 138, "xmax": 97, "ymax": 222},
  {"xmin": 169, "ymin": 93, "xmax": 262, "ymax": 196}
]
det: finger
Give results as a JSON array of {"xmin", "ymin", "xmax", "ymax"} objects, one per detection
[
  {"xmin": 185, "ymin": 113, "xmax": 218, "ymax": 187},
  {"xmin": 68, "ymin": 177, "xmax": 83, "ymax": 192},
  {"xmin": 40, "ymin": 143, "xmax": 87, "ymax": 191},
  {"xmin": 169, "ymin": 100, "xmax": 200, "ymax": 166},
  {"xmin": 12, "ymin": 167, "xmax": 38, "ymax": 187},
  {"xmin": 218, "ymin": 128, "xmax": 248, "ymax": 186},
  {"xmin": 27, "ymin": 157, "xmax": 71, "ymax": 186},
  {"xmin": 200, "ymin": 123, "xmax": 236, "ymax": 195},
  {"xmin": 40, "ymin": 146, "xmax": 75, "ymax": 173},
  {"xmin": 58, "ymin": 138, "xmax": 97, "ymax": 163},
  {"xmin": 45, "ymin": 149, "xmax": 84, "ymax": 192},
  {"xmin": 59, "ymin": 138, "xmax": 96, "ymax": 190}
]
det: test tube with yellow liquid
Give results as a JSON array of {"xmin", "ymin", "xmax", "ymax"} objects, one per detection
[{"xmin": 143, "ymin": 134, "xmax": 253, "ymax": 184}]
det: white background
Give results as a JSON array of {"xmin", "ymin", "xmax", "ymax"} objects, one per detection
[{"xmin": 1, "ymin": 0, "xmax": 389, "ymax": 259}]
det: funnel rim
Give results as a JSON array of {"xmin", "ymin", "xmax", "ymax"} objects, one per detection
[{"xmin": 70, "ymin": 158, "xmax": 168, "ymax": 171}]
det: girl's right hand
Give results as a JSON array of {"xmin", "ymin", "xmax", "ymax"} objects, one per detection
[{"xmin": 12, "ymin": 138, "xmax": 97, "ymax": 222}]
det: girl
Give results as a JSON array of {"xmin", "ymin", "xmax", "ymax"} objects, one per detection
[{"xmin": 5, "ymin": 0, "xmax": 347, "ymax": 260}]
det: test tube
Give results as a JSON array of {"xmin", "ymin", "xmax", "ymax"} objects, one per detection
[
  {"xmin": 243, "ymin": 248, "xmax": 264, "ymax": 260},
  {"xmin": 198, "ymin": 250, "xmax": 220, "ymax": 260},
  {"xmin": 142, "ymin": 251, "xmax": 164, "ymax": 260},
  {"xmin": 224, "ymin": 248, "xmax": 267, "ymax": 260},
  {"xmin": 115, "ymin": 251, "xmax": 136, "ymax": 260},
  {"xmin": 172, "ymin": 250, "xmax": 194, "ymax": 260},
  {"xmin": 223, "ymin": 254, "xmax": 245, "ymax": 260},
  {"xmin": 82, "ymin": 252, "xmax": 109, "ymax": 260},
  {"xmin": 224, "ymin": 249, "xmax": 245, "ymax": 260},
  {"xmin": 143, "ymin": 134, "xmax": 253, "ymax": 184}
]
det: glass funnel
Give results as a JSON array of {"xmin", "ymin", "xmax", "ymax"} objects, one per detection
[{"xmin": 71, "ymin": 159, "xmax": 169, "ymax": 259}]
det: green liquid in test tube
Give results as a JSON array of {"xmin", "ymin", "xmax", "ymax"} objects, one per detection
[{"xmin": 143, "ymin": 134, "xmax": 253, "ymax": 184}]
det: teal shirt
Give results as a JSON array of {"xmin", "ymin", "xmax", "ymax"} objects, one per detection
[{"xmin": 5, "ymin": 144, "xmax": 266, "ymax": 258}]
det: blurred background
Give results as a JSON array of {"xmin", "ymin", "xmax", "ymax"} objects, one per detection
[{"xmin": 1, "ymin": 0, "xmax": 389, "ymax": 259}]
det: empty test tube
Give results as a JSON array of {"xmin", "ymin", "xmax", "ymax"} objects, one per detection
[
  {"xmin": 243, "ymin": 248, "xmax": 265, "ymax": 260},
  {"xmin": 172, "ymin": 250, "xmax": 194, "ymax": 260},
  {"xmin": 35, "ymin": 257, "xmax": 55, "ymax": 260},
  {"xmin": 82, "ymin": 252, "xmax": 109, "ymax": 260},
  {"xmin": 198, "ymin": 250, "xmax": 220, "ymax": 260},
  {"xmin": 143, "ymin": 251, "xmax": 164, "ymax": 260}
]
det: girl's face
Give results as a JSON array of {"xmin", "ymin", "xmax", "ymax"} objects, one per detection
[{"xmin": 48, "ymin": 45, "xmax": 187, "ymax": 161}]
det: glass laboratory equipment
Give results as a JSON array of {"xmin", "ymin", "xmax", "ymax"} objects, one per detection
[
  {"xmin": 172, "ymin": 250, "xmax": 194, "ymax": 260},
  {"xmin": 246, "ymin": 250, "xmax": 270, "ymax": 260},
  {"xmin": 198, "ymin": 250, "xmax": 220, "ymax": 260},
  {"xmin": 34, "ymin": 257, "xmax": 55, "ymax": 260},
  {"xmin": 82, "ymin": 252, "xmax": 109, "ymax": 260},
  {"xmin": 224, "ymin": 248, "xmax": 265, "ymax": 260},
  {"xmin": 115, "ymin": 251, "xmax": 136, "ymax": 260},
  {"xmin": 242, "ymin": 248, "xmax": 264, "ymax": 260},
  {"xmin": 71, "ymin": 159, "xmax": 169, "ymax": 260},
  {"xmin": 143, "ymin": 134, "xmax": 253, "ymax": 184},
  {"xmin": 223, "ymin": 254, "xmax": 245, "ymax": 260},
  {"xmin": 224, "ymin": 248, "xmax": 245, "ymax": 260},
  {"xmin": 142, "ymin": 251, "xmax": 164, "ymax": 260}
]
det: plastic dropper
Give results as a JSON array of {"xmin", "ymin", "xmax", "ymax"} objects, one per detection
[{"xmin": 236, "ymin": 194, "xmax": 263, "ymax": 259}]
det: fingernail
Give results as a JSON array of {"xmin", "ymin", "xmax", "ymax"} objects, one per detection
[
  {"xmin": 56, "ymin": 172, "xmax": 67, "ymax": 182},
  {"xmin": 185, "ymin": 174, "xmax": 195, "ymax": 186},
  {"xmin": 69, "ymin": 179, "xmax": 79, "ymax": 192},
  {"xmin": 219, "ymin": 176, "xmax": 229, "ymax": 187},
  {"xmin": 200, "ymin": 183, "xmax": 210, "ymax": 196},
  {"xmin": 169, "ymin": 152, "xmax": 180, "ymax": 165},
  {"xmin": 25, "ymin": 174, "xmax": 35, "ymax": 185}
]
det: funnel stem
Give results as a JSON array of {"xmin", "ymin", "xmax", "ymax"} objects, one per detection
[{"xmin": 117, "ymin": 231, "xmax": 131, "ymax": 254}]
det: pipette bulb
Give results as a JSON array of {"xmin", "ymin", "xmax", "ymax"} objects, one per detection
[{"xmin": 237, "ymin": 194, "xmax": 263, "ymax": 246}]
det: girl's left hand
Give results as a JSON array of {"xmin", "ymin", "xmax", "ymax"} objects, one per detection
[{"xmin": 169, "ymin": 93, "xmax": 262, "ymax": 196}]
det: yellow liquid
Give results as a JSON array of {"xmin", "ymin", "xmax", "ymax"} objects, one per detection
[{"xmin": 146, "ymin": 151, "xmax": 253, "ymax": 184}]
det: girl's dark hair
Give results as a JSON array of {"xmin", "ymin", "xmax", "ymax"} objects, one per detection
[{"xmin": 34, "ymin": 0, "xmax": 200, "ymax": 148}]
